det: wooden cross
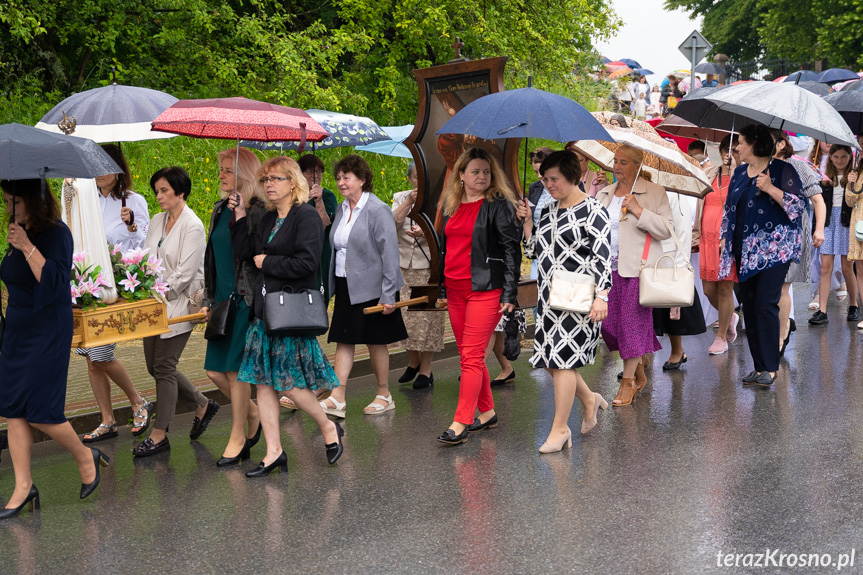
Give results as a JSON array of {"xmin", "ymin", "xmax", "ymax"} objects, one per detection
[{"xmin": 452, "ymin": 37, "xmax": 464, "ymax": 60}]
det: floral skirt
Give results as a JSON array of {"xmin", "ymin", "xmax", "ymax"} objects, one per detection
[{"xmin": 238, "ymin": 319, "xmax": 339, "ymax": 392}]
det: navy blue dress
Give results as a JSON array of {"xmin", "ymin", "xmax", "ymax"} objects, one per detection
[{"xmin": 0, "ymin": 222, "xmax": 74, "ymax": 423}]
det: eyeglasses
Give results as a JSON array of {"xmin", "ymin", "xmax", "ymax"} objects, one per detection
[{"xmin": 259, "ymin": 176, "xmax": 288, "ymax": 183}]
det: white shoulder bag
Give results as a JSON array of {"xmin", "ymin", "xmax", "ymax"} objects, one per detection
[
  {"xmin": 638, "ymin": 219, "xmax": 695, "ymax": 308},
  {"xmin": 547, "ymin": 206, "xmax": 596, "ymax": 314}
]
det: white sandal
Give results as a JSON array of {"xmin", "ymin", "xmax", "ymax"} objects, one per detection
[
  {"xmin": 363, "ymin": 394, "xmax": 395, "ymax": 416},
  {"xmin": 837, "ymin": 290, "xmax": 849, "ymax": 301},
  {"xmin": 808, "ymin": 296, "xmax": 820, "ymax": 310},
  {"xmin": 279, "ymin": 395, "xmax": 298, "ymax": 411},
  {"xmin": 320, "ymin": 397, "xmax": 346, "ymax": 419}
]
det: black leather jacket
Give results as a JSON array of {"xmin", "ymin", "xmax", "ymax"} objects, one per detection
[{"xmin": 438, "ymin": 197, "xmax": 521, "ymax": 304}]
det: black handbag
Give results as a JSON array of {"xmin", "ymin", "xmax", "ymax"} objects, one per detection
[
  {"xmin": 263, "ymin": 284, "xmax": 329, "ymax": 337},
  {"xmin": 204, "ymin": 294, "xmax": 236, "ymax": 341}
]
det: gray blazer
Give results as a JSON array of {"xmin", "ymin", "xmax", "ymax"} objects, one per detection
[{"xmin": 329, "ymin": 193, "xmax": 404, "ymax": 305}]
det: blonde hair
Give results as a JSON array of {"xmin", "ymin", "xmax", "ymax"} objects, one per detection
[
  {"xmin": 615, "ymin": 144, "xmax": 653, "ymax": 182},
  {"xmin": 259, "ymin": 156, "xmax": 309, "ymax": 210},
  {"xmin": 217, "ymin": 147, "xmax": 265, "ymax": 207},
  {"xmin": 442, "ymin": 147, "xmax": 518, "ymax": 216}
]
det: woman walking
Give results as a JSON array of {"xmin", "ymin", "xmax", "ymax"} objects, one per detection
[
  {"xmin": 517, "ymin": 151, "xmax": 611, "ymax": 453},
  {"xmin": 232, "ymin": 156, "xmax": 343, "ymax": 476},
  {"xmin": 1, "ymin": 179, "xmax": 110, "ymax": 518},
  {"xmin": 596, "ymin": 145, "xmax": 673, "ymax": 406},
  {"xmin": 435, "ymin": 147, "xmax": 521, "ymax": 445},
  {"xmin": 200, "ymin": 147, "xmax": 264, "ymax": 466}
]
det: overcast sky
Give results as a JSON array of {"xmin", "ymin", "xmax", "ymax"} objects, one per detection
[{"xmin": 595, "ymin": 0, "xmax": 705, "ymax": 85}]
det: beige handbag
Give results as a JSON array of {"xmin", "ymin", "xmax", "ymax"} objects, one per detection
[
  {"xmin": 638, "ymin": 220, "xmax": 694, "ymax": 309},
  {"xmin": 547, "ymin": 206, "xmax": 596, "ymax": 314}
]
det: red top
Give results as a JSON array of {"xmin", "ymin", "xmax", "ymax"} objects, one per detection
[{"xmin": 444, "ymin": 199, "xmax": 483, "ymax": 281}]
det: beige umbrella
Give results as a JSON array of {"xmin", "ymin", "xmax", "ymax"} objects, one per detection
[{"xmin": 574, "ymin": 113, "xmax": 712, "ymax": 198}]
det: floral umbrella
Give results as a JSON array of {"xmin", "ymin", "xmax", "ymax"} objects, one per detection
[
  {"xmin": 241, "ymin": 109, "xmax": 390, "ymax": 152},
  {"xmin": 573, "ymin": 113, "xmax": 712, "ymax": 198}
]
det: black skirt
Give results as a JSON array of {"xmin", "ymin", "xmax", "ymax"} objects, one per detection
[
  {"xmin": 328, "ymin": 276, "xmax": 408, "ymax": 345},
  {"xmin": 652, "ymin": 287, "xmax": 707, "ymax": 336}
]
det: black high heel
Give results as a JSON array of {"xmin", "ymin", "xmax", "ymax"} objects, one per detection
[
  {"xmin": 80, "ymin": 448, "xmax": 110, "ymax": 499},
  {"xmin": 245, "ymin": 451, "xmax": 287, "ymax": 478},
  {"xmin": 247, "ymin": 423, "xmax": 263, "ymax": 449},
  {"xmin": 217, "ymin": 439, "xmax": 251, "ymax": 467},
  {"xmin": 0, "ymin": 484, "xmax": 39, "ymax": 520},
  {"xmin": 325, "ymin": 422, "xmax": 345, "ymax": 465}
]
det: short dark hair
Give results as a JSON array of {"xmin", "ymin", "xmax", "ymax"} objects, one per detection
[
  {"xmin": 687, "ymin": 140, "xmax": 706, "ymax": 155},
  {"xmin": 150, "ymin": 166, "xmax": 192, "ymax": 200},
  {"xmin": 719, "ymin": 133, "xmax": 739, "ymax": 155},
  {"xmin": 298, "ymin": 154, "xmax": 325, "ymax": 173},
  {"xmin": 333, "ymin": 154, "xmax": 373, "ymax": 193},
  {"xmin": 529, "ymin": 147, "xmax": 555, "ymax": 162},
  {"xmin": 539, "ymin": 150, "xmax": 583, "ymax": 185},
  {"xmin": 0, "ymin": 179, "xmax": 60, "ymax": 237},
  {"xmin": 100, "ymin": 144, "xmax": 133, "ymax": 200},
  {"xmin": 769, "ymin": 129, "xmax": 792, "ymax": 159},
  {"xmin": 738, "ymin": 124, "xmax": 774, "ymax": 158}
]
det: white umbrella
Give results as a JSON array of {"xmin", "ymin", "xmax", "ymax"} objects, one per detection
[
  {"xmin": 703, "ymin": 81, "xmax": 859, "ymax": 148},
  {"xmin": 574, "ymin": 116, "xmax": 712, "ymax": 198}
]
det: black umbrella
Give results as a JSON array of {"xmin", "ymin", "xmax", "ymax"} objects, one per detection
[
  {"xmin": 694, "ymin": 62, "xmax": 725, "ymax": 75},
  {"xmin": 824, "ymin": 90, "xmax": 863, "ymax": 134},
  {"xmin": 840, "ymin": 80, "xmax": 863, "ymax": 92},
  {"xmin": 0, "ymin": 123, "xmax": 121, "ymax": 221},
  {"xmin": 796, "ymin": 81, "xmax": 831, "ymax": 96}
]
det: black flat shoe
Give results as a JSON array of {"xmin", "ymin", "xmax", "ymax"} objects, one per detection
[
  {"xmin": 437, "ymin": 428, "xmax": 468, "ymax": 445},
  {"xmin": 809, "ymin": 310, "xmax": 828, "ymax": 325},
  {"xmin": 132, "ymin": 436, "xmax": 171, "ymax": 458},
  {"xmin": 80, "ymin": 448, "xmax": 110, "ymax": 499},
  {"xmin": 466, "ymin": 414, "xmax": 498, "ymax": 432},
  {"xmin": 247, "ymin": 423, "xmax": 263, "ymax": 449},
  {"xmin": 779, "ymin": 330, "xmax": 791, "ymax": 357},
  {"xmin": 190, "ymin": 399, "xmax": 221, "ymax": 440},
  {"xmin": 848, "ymin": 306, "xmax": 861, "ymax": 322},
  {"xmin": 789, "ymin": 318, "xmax": 797, "ymax": 332},
  {"xmin": 325, "ymin": 422, "xmax": 345, "ymax": 465},
  {"xmin": 490, "ymin": 371, "xmax": 516, "ymax": 386},
  {"xmin": 246, "ymin": 452, "xmax": 287, "ymax": 477},
  {"xmin": 617, "ymin": 371, "xmax": 623, "ymax": 380},
  {"xmin": 662, "ymin": 354, "xmax": 688, "ymax": 371},
  {"xmin": 0, "ymin": 484, "xmax": 39, "ymax": 520},
  {"xmin": 741, "ymin": 370, "xmax": 760, "ymax": 384},
  {"xmin": 751, "ymin": 371, "xmax": 777, "ymax": 387},
  {"xmin": 413, "ymin": 373, "xmax": 434, "ymax": 389},
  {"xmin": 217, "ymin": 439, "xmax": 251, "ymax": 467},
  {"xmin": 398, "ymin": 365, "xmax": 420, "ymax": 383}
]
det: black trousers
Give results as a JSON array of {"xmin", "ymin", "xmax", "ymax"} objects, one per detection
[{"xmin": 738, "ymin": 262, "xmax": 790, "ymax": 373}]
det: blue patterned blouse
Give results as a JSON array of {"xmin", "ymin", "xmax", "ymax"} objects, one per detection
[{"xmin": 719, "ymin": 160, "xmax": 805, "ymax": 282}]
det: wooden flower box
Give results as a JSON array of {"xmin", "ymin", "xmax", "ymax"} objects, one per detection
[{"xmin": 71, "ymin": 298, "xmax": 170, "ymax": 348}]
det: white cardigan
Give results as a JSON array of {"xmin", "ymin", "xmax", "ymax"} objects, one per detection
[{"xmin": 142, "ymin": 204, "xmax": 205, "ymax": 338}]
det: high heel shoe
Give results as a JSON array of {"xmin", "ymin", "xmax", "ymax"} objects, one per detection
[
  {"xmin": 634, "ymin": 359, "xmax": 648, "ymax": 391},
  {"xmin": 0, "ymin": 484, "xmax": 39, "ymax": 519},
  {"xmin": 217, "ymin": 439, "xmax": 251, "ymax": 467},
  {"xmin": 245, "ymin": 452, "xmax": 287, "ymax": 477},
  {"xmin": 539, "ymin": 427, "xmax": 572, "ymax": 453},
  {"xmin": 247, "ymin": 423, "xmax": 263, "ymax": 449},
  {"xmin": 612, "ymin": 377, "xmax": 638, "ymax": 407},
  {"xmin": 325, "ymin": 422, "xmax": 345, "ymax": 465},
  {"xmin": 581, "ymin": 393, "xmax": 608, "ymax": 434},
  {"xmin": 80, "ymin": 448, "xmax": 111, "ymax": 499}
]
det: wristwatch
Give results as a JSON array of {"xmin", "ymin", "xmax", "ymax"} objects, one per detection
[{"xmin": 595, "ymin": 293, "xmax": 609, "ymax": 302}]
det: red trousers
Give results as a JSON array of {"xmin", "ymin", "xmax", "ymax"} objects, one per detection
[{"xmin": 445, "ymin": 279, "xmax": 502, "ymax": 425}]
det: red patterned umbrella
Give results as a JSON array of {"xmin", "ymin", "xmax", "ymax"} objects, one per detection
[{"xmin": 150, "ymin": 97, "xmax": 329, "ymax": 144}]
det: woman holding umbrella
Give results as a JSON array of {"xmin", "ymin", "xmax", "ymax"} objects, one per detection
[
  {"xmin": 596, "ymin": 145, "xmax": 673, "ymax": 406},
  {"xmin": 1, "ymin": 179, "xmax": 110, "ymax": 518},
  {"xmin": 721, "ymin": 125, "xmax": 805, "ymax": 386},
  {"xmin": 200, "ymin": 147, "xmax": 265, "ymax": 466}
]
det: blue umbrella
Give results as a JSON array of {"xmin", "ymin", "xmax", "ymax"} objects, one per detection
[
  {"xmin": 632, "ymin": 68, "xmax": 654, "ymax": 76},
  {"xmin": 355, "ymin": 125, "xmax": 413, "ymax": 158},
  {"xmin": 437, "ymin": 87, "xmax": 613, "ymax": 195},
  {"xmin": 817, "ymin": 68, "xmax": 860, "ymax": 85},
  {"xmin": 619, "ymin": 58, "xmax": 642, "ymax": 69},
  {"xmin": 784, "ymin": 70, "xmax": 819, "ymax": 83}
]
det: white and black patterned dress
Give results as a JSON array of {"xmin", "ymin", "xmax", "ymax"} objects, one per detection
[{"xmin": 525, "ymin": 198, "xmax": 612, "ymax": 369}]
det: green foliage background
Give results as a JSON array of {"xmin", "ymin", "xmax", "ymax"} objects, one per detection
[{"xmin": 0, "ymin": 0, "xmax": 619, "ymax": 254}]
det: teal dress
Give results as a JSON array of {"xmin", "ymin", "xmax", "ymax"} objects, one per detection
[{"xmin": 203, "ymin": 208, "xmax": 253, "ymax": 372}]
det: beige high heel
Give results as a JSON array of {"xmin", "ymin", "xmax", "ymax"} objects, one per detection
[
  {"xmin": 581, "ymin": 392, "xmax": 608, "ymax": 434},
  {"xmin": 539, "ymin": 427, "xmax": 573, "ymax": 453}
]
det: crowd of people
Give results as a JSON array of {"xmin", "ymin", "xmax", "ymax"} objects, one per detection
[{"xmin": 1, "ymin": 121, "xmax": 861, "ymax": 517}]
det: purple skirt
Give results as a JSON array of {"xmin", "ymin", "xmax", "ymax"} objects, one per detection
[{"xmin": 601, "ymin": 270, "xmax": 662, "ymax": 359}]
